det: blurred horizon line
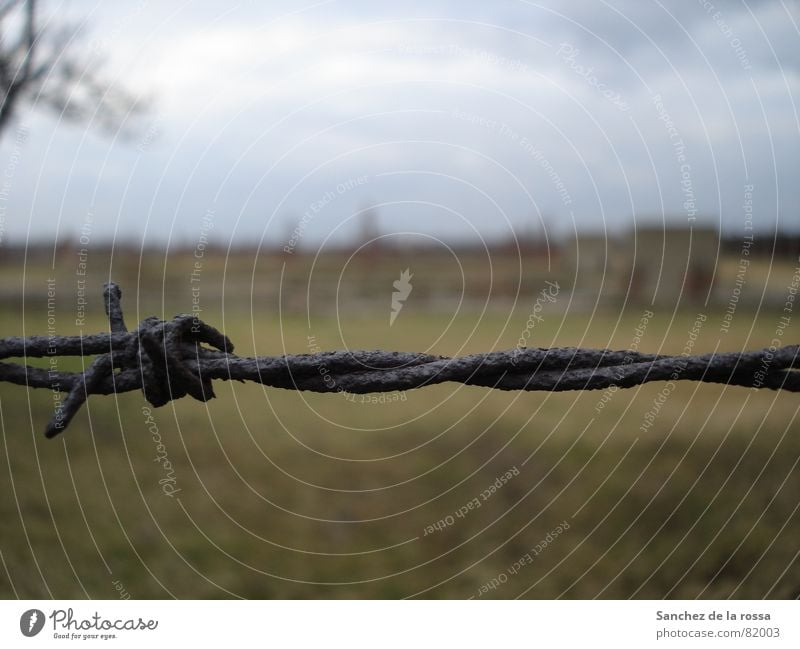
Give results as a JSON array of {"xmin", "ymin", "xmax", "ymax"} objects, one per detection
[{"xmin": 2, "ymin": 221, "xmax": 799, "ymax": 256}]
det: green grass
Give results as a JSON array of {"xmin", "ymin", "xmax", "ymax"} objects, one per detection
[
  {"xmin": 1, "ymin": 298, "xmax": 798, "ymax": 599},
  {"xmin": 0, "ymin": 250, "xmax": 798, "ymax": 598}
]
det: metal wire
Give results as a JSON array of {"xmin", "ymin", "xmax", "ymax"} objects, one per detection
[{"xmin": 0, "ymin": 283, "xmax": 797, "ymax": 438}]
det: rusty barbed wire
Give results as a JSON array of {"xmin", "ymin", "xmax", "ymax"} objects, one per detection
[{"xmin": 0, "ymin": 283, "xmax": 797, "ymax": 438}]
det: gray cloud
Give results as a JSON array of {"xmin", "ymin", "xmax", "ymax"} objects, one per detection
[{"xmin": 0, "ymin": 0, "xmax": 796, "ymax": 248}]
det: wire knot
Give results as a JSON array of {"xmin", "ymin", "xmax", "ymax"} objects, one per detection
[
  {"xmin": 132, "ymin": 314, "xmax": 233, "ymax": 407},
  {"xmin": 41, "ymin": 283, "xmax": 233, "ymax": 438}
]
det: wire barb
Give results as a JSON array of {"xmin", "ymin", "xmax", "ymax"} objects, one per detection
[{"xmin": 0, "ymin": 283, "xmax": 797, "ymax": 438}]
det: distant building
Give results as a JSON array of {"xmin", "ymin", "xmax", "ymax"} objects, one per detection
[
  {"xmin": 565, "ymin": 224, "xmax": 719, "ymax": 308},
  {"xmin": 561, "ymin": 231, "xmax": 626, "ymax": 306},
  {"xmin": 627, "ymin": 225, "xmax": 719, "ymax": 306},
  {"xmin": 357, "ymin": 207, "xmax": 382, "ymax": 256}
]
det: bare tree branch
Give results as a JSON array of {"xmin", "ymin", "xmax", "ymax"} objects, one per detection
[{"xmin": 0, "ymin": 0, "xmax": 146, "ymax": 137}]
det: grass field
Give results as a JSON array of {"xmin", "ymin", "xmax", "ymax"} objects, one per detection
[{"xmin": 0, "ymin": 252, "xmax": 798, "ymax": 599}]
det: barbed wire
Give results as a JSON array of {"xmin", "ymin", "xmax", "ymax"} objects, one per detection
[{"xmin": 0, "ymin": 283, "xmax": 797, "ymax": 438}]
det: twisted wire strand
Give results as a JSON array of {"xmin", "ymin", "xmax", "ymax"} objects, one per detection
[{"xmin": 0, "ymin": 283, "xmax": 797, "ymax": 438}]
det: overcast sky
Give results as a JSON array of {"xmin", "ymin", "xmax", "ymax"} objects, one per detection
[{"xmin": 0, "ymin": 0, "xmax": 797, "ymax": 249}]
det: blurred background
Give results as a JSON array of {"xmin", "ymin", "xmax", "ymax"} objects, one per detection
[{"xmin": 0, "ymin": 0, "xmax": 798, "ymax": 599}]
